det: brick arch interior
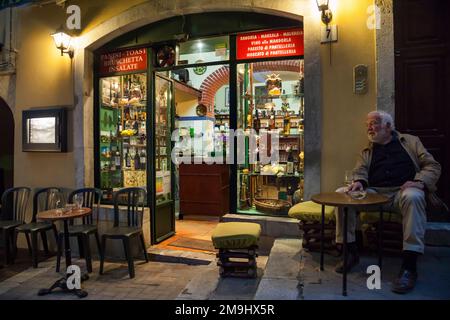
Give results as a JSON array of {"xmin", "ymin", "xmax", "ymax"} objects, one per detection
[
  {"xmin": 199, "ymin": 60, "xmax": 301, "ymax": 109},
  {"xmin": 0, "ymin": 97, "xmax": 14, "ymax": 195}
]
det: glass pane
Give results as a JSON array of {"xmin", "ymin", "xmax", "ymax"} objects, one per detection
[
  {"xmin": 99, "ymin": 73, "xmax": 147, "ymax": 202},
  {"xmin": 169, "ymin": 65, "xmax": 229, "ymax": 163},
  {"xmin": 155, "ymin": 75, "xmax": 172, "ymax": 205},
  {"xmin": 178, "ymin": 36, "xmax": 229, "ymax": 65},
  {"xmin": 236, "ymin": 60, "xmax": 305, "ymax": 215}
]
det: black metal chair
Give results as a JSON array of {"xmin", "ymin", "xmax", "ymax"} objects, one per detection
[
  {"xmin": 99, "ymin": 187, "xmax": 149, "ymax": 278},
  {"xmin": 14, "ymin": 187, "xmax": 60, "ymax": 268},
  {"xmin": 0, "ymin": 187, "xmax": 31, "ymax": 265},
  {"xmin": 56, "ymin": 188, "xmax": 102, "ymax": 273}
]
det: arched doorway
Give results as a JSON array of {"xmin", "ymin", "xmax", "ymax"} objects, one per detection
[{"xmin": 0, "ymin": 97, "xmax": 14, "ymax": 196}]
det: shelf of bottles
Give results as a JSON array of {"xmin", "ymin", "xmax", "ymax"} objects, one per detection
[
  {"xmin": 237, "ymin": 60, "xmax": 305, "ymax": 213},
  {"xmin": 155, "ymin": 76, "xmax": 172, "ymax": 205},
  {"xmin": 99, "ymin": 73, "xmax": 147, "ymax": 202}
]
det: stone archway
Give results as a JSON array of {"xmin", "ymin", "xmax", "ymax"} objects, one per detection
[
  {"xmin": 74, "ymin": 0, "xmax": 322, "ymax": 200},
  {"xmin": 0, "ymin": 97, "xmax": 14, "ymax": 195}
]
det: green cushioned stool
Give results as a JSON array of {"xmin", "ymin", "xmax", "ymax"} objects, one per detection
[
  {"xmin": 211, "ymin": 222, "xmax": 262, "ymax": 278},
  {"xmin": 288, "ymin": 201, "xmax": 337, "ymax": 252},
  {"xmin": 288, "ymin": 201, "xmax": 336, "ymax": 223}
]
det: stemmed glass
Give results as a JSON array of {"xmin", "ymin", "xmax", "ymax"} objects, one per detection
[
  {"xmin": 73, "ymin": 194, "xmax": 84, "ymax": 210},
  {"xmin": 344, "ymin": 170, "xmax": 354, "ymax": 193}
]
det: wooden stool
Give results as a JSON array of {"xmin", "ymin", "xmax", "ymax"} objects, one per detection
[{"xmin": 211, "ymin": 222, "xmax": 261, "ymax": 278}]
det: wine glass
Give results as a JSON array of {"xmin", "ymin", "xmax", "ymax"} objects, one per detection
[
  {"xmin": 344, "ymin": 170, "xmax": 354, "ymax": 190},
  {"xmin": 73, "ymin": 194, "xmax": 84, "ymax": 210}
]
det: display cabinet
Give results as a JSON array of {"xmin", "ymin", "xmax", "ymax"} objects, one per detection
[{"xmin": 98, "ymin": 73, "xmax": 147, "ymax": 202}]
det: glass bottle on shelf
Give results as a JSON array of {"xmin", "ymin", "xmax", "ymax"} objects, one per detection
[
  {"xmin": 286, "ymin": 147, "xmax": 294, "ymax": 175},
  {"xmin": 140, "ymin": 149, "xmax": 147, "ymax": 170},
  {"xmin": 253, "ymin": 109, "xmax": 260, "ymax": 132},
  {"xmin": 283, "ymin": 112, "xmax": 291, "ymax": 136},
  {"xmin": 115, "ymin": 150, "xmax": 121, "ymax": 170},
  {"xmin": 254, "ymin": 149, "xmax": 260, "ymax": 174},
  {"xmin": 269, "ymin": 111, "xmax": 276, "ymax": 130},
  {"xmin": 134, "ymin": 150, "xmax": 141, "ymax": 171},
  {"xmin": 125, "ymin": 148, "xmax": 131, "ymax": 168}
]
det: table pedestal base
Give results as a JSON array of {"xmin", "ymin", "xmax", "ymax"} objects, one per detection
[{"xmin": 38, "ymin": 274, "xmax": 89, "ymax": 298}]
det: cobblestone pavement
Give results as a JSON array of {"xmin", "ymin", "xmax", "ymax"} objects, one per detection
[{"xmin": 0, "ymin": 251, "xmax": 216, "ymax": 300}]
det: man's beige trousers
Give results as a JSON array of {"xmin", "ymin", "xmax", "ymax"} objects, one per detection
[{"xmin": 335, "ymin": 187, "xmax": 427, "ymax": 254}]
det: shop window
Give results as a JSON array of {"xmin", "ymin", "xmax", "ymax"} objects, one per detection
[
  {"xmin": 236, "ymin": 60, "xmax": 305, "ymax": 216},
  {"xmin": 98, "ymin": 73, "xmax": 147, "ymax": 202}
]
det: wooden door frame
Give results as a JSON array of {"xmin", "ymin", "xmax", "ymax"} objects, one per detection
[{"xmin": 0, "ymin": 97, "xmax": 14, "ymax": 195}]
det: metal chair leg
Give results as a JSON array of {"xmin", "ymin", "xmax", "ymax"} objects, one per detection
[
  {"xmin": 77, "ymin": 235, "xmax": 85, "ymax": 258},
  {"xmin": 41, "ymin": 231, "xmax": 49, "ymax": 255},
  {"xmin": 56, "ymin": 234, "xmax": 63, "ymax": 273},
  {"xmin": 139, "ymin": 234, "xmax": 149, "ymax": 263},
  {"xmin": 94, "ymin": 231, "xmax": 102, "ymax": 259},
  {"xmin": 25, "ymin": 233, "xmax": 32, "ymax": 256},
  {"xmin": 123, "ymin": 238, "xmax": 134, "ymax": 278},
  {"xmin": 31, "ymin": 232, "xmax": 39, "ymax": 268},
  {"xmin": 99, "ymin": 236, "xmax": 106, "ymax": 275},
  {"xmin": 83, "ymin": 235, "xmax": 93, "ymax": 273}
]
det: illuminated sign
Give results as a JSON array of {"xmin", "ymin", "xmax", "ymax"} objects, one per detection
[{"xmin": 237, "ymin": 28, "xmax": 304, "ymax": 60}]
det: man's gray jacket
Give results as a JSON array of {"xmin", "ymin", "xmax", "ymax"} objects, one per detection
[{"xmin": 352, "ymin": 131, "xmax": 441, "ymax": 193}]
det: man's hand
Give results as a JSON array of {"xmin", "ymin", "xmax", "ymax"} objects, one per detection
[
  {"xmin": 401, "ymin": 180, "xmax": 424, "ymax": 191},
  {"xmin": 348, "ymin": 181, "xmax": 364, "ymax": 192}
]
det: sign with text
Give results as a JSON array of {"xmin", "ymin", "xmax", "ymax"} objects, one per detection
[
  {"xmin": 99, "ymin": 48, "xmax": 147, "ymax": 75},
  {"xmin": 236, "ymin": 28, "xmax": 304, "ymax": 60}
]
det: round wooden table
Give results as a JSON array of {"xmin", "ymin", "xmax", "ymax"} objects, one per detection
[
  {"xmin": 36, "ymin": 207, "xmax": 91, "ymax": 298},
  {"xmin": 311, "ymin": 192, "xmax": 390, "ymax": 296}
]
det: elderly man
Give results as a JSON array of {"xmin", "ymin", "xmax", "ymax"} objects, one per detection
[{"xmin": 335, "ymin": 110, "xmax": 441, "ymax": 294}]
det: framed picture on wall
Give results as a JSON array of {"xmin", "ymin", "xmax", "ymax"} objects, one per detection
[{"xmin": 22, "ymin": 108, "xmax": 68, "ymax": 152}]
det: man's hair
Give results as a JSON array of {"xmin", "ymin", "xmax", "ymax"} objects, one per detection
[{"xmin": 368, "ymin": 110, "xmax": 395, "ymax": 130}]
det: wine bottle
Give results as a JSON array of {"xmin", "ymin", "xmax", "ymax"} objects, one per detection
[
  {"xmin": 254, "ymin": 149, "xmax": 260, "ymax": 174},
  {"xmin": 253, "ymin": 109, "xmax": 260, "ymax": 132},
  {"xmin": 140, "ymin": 149, "xmax": 146, "ymax": 170},
  {"xmin": 134, "ymin": 150, "xmax": 141, "ymax": 170},
  {"xmin": 287, "ymin": 147, "xmax": 294, "ymax": 175},
  {"xmin": 125, "ymin": 148, "xmax": 131, "ymax": 168},
  {"xmin": 283, "ymin": 113, "xmax": 290, "ymax": 136},
  {"xmin": 115, "ymin": 150, "xmax": 121, "ymax": 170}
]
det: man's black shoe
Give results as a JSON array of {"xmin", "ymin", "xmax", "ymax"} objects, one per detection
[
  {"xmin": 334, "ymin": 253, "xmax": 360, "ymax": 274},
  {"xmin": 391, "ymin": 269, "xmax": 417, "ymax": 294}
]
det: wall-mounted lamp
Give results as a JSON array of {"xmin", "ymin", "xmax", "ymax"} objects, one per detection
[
  {"xmin": 51, "ymin": 27, "xmax": 74, "ymax": 59},
  {"xmin": 316, "ymin": 0, "xmax": 333, "ymax": 26}
]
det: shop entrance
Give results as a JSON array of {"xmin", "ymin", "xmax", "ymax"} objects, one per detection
[
  {"xmin": 0, "ymin": 98, "xmax": 14, "ymax": 198},
  {"xmin": 95, "ymin": 12, "xmax": 305, "ymax": 245}
]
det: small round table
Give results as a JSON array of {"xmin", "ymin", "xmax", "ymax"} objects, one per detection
[
  {"xmin": 311, "ymin": 192, "xmax": 390, "ymax": 296},
  {"xmin": 36, "ymin": 207, "xmax": 92, "ymax": 298}
]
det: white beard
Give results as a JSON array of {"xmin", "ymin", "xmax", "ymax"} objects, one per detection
[{"xmin": 368, "ymin": 128, "xmax": 388, "ymax": 144}]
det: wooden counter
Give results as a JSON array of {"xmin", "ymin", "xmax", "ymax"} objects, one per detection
[{"xmin": 179, "ymin": 164, "xmax": 230, "ymax": 217}]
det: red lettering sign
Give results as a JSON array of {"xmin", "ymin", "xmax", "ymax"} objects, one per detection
[
  {"xmin": 99, "ymin": 48, "xmax": 147, "ymax": 75},
  {"xmin": 237, "ymin": 28, "xmax": 304, "ymax": 60}
]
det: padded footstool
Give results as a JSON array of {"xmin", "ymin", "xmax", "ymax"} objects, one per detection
[
  {"xmin": 211, "ymin": 222, "xmax": 261, "ymax": 278},
  {"xmin": 288, "ymin": 201, "xmax": 336, "ymax": 251}
]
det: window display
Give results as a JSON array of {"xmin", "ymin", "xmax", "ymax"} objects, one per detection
[
  {"xmin": 99, "ymin": 73, "xmax": 147, "ymax": 201},
  {"xmin": 237, "ymin": 60, "xmax": 305, "ymax": 216}
]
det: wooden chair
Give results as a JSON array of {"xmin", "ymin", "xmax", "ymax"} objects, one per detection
[
  {"xmin": 56, "ymin": 188, "xmax": 102, "ymax": 273},
  {"xmin": 0, "ymin": 187, "xmax": 31, "ymax": 265},
  {"xmin": 99, "ymin": 187, "xmax": 149, "ymax": 278},
  {"xmin": 14, "ymin": 187, "xmax": 60, "ymax": 268}
]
